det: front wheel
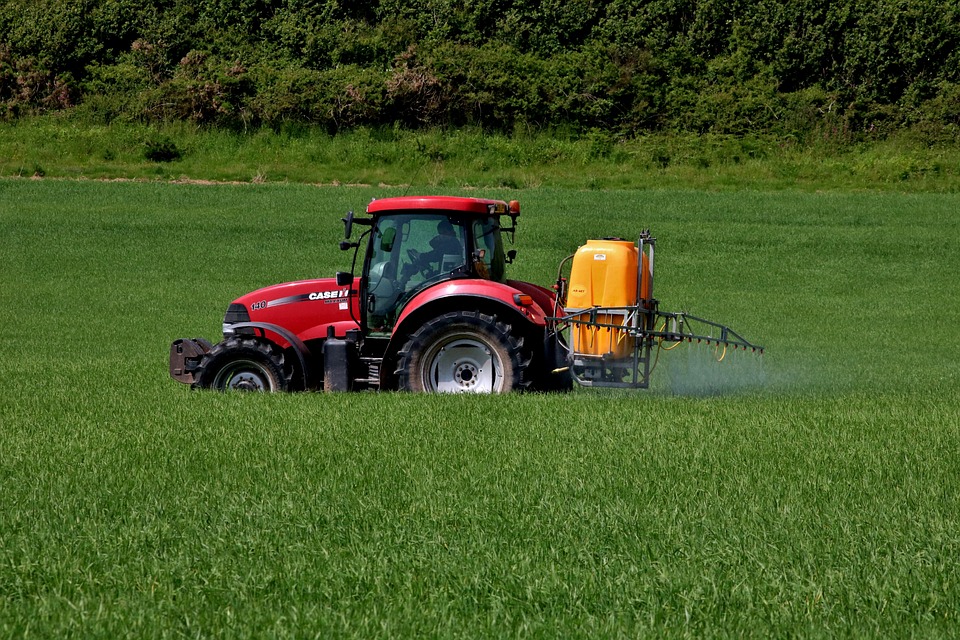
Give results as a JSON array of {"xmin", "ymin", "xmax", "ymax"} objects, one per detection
[
  {"xmin": 396, "ymin": 311, "xmax": 530, "ymax": 393},
  {"xmin": 193, "ymin": 337, "xmax": 290, "ymax": 392}
]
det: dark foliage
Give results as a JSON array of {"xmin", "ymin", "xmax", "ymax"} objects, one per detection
[
  {"xmin": 142, "ymin": 133, "xmax": 182, "ymax": 162},
  {"xmin": 2, "ymin": 0, "xmax": 959, "ymax": 139}
]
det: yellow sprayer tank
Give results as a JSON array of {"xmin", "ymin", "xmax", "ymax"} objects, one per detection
[{"xmin": 565, "ymin": 239, "xmax": 649, "ymax": 358}]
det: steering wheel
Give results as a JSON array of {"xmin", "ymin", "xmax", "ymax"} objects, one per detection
[{"xmin": 406, "ymin": 247, "xmax": 434, "ymax": 278}]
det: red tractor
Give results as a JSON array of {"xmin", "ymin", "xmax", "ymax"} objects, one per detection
[
  {"xmin": 170, "ymin": 195, "xmax": 762, "ymax": 393},
  {"xmin": 171, "ymin": 196, "xmax": 569, "ymax": 392}
]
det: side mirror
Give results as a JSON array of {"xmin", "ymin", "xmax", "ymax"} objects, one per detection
[
  {"xmin": 501, "ymin": 212, "xmax": 519, "ymax": 242},
  {"xmin": 380, "ymin": 227, "xmax": 396, "ymax": 252},
  {"xmin": 342, "ymin": 211, "xmax": 354, "ymax": 239},
  {"xmin": 336, "ymin": 271, "xmax": 354, "ymax": 287}
]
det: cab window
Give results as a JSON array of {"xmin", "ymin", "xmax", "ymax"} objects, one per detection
[
  {"xmin": 472, "ymin": 217, "xmax": 506, "ymax": 282},
  {"xmin": 366, "ymin": 214, "xmax": 467, "ymax": 331}
]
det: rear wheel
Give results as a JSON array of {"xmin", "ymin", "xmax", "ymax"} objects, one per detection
[
  {"xmin": 194, "ymin": 337, "xmax": 290, "ymax": 392},
  {"xmin": 396, "ymin": 311, "xmax": 529, "ymax": 393}
]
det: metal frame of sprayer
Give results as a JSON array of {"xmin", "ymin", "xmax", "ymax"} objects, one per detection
[{"xmin": 549, "ymin": 231, "xmax": 764, "ymax": 389}]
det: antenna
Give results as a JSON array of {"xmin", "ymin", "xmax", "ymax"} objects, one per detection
[{"xmin": 402, "ymin": 160, "xmax": 426, "ymax": 197}]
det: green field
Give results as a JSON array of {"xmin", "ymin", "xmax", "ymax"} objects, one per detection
[{"xmin": 2, "ymin": 179, "xmax": 959, "ymax": 637}]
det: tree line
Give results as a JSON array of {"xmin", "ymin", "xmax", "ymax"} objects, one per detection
[{"xmin": 2, "ymin": 0, "xmax": 959, "ymax": 140}]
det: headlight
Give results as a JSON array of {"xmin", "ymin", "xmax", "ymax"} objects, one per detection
[{"xmin": 223, "ymin": 303, "xmax": 250, "ymax": 336}]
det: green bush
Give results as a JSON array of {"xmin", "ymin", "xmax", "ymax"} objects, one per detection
[
  {"xmin": 250, "ymin": 63, "xmax": 388, "ymax": 132},
  {"xmin": 142, "ymin": 50, "xmax": 253, "ymax": 126},
  {"xmin": 142, "ymin": 132, "xmax": 182, "ymax": 162},
  {"xmin": 0, "ymin": 46, "xmax": 73, "ymax": 119},
  {"xmin": 3, "ymin": 0, "xmax": 960, "ymax": 137}
]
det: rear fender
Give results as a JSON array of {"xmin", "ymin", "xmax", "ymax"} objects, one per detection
[
  {"xmin": 395, "ymin": 280, "xmax": 550, "ymax": 329},
  {"xmin": 506, "ymin": 279, "xmax": 559, "ymax": 319}
]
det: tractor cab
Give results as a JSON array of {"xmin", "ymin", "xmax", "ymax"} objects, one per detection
[{"xmin": 341, "ymin": 197, "xmax": 519, "ymax": 334}]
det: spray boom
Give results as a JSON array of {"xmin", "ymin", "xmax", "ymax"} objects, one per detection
[{"xmin": 549, "ymin": 232, "xmax": 764, "ymax": 389}]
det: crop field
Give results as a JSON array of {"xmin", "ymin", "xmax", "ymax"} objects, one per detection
[{"xmin": 1, "ymin": 179, "xmax": 959, "ymax": 637}]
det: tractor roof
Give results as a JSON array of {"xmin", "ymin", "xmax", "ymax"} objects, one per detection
[{"xmin": 366, "ymin": 196, "xmax": 517, "ymax": 217}]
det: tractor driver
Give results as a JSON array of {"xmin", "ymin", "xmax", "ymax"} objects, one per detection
[
  {"xmin": 407, "ymin": 219, "xmax": 465, "ymax": 279},
  {"xmin": 428, "ymin": 219, "xmax": 463, "ymax": 265}
]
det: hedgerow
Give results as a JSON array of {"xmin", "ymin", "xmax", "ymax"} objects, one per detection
[{"xmin": 2, "ymin": 0, "xmax": 959, "ymax": 139}]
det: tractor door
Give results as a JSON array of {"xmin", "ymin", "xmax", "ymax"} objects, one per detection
[
  {"xmin": 470, "ymin": 216, "xmax": 507, "ymax": 283},
  {"xmin": 364, "ymin": 213, "xmax": 468, "ymax": 333}
]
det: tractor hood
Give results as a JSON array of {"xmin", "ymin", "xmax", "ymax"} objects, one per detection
[{"xmin": 231, "ymin": 277, "xmax": 360, "ymax": 341}]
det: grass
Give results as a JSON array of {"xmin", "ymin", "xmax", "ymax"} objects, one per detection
[
  {"xmin": 3, "ymin": 114, "xmax": 960, "ymax": 192},
  {"xmin": 1, "ymin": 179, "xmax": 959, "ymax": 637}
]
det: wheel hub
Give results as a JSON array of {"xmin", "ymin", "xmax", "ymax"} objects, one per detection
[
  {"xmin": 453, "ymin": 361, "xmax": 479, "ymax": 388},
  {"xmin": 229, "ymin": 372, "xmax": 268, "ymax": 390},
  {"xmin": 427, "ymin": 338, "xmax": 500, "ymax": 393},
  {"xmin": 212, "ymin": 359, "xmax": 274, "ymax": 392}
]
